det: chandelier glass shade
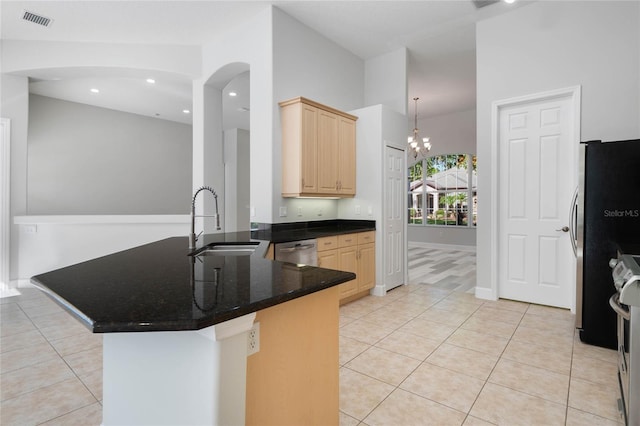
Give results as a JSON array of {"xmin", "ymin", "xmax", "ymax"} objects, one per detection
[{"xmin": 408, "ymin": 97, "xmax": 431, "ymax": 159}]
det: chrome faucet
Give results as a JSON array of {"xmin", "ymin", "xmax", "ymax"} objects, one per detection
[{"xmin": 189, "ymin": 186, "xmax": 221, "ymax": 249}]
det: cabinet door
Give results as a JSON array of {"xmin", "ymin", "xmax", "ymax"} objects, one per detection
[
  {"xmin": 338, "ymin": 116, "xmax": 356, "ymax": 195},
  {"xmin": 317, "ymin": 110, "xmax": 339, "ymax": 194},
  {"xmin": 300, "ymin": 104, "xmax": 318, "ymax": 193},
  {"xmin": 357, "ymin": 243, "xmax": 375, "ymax": 292},
  {"xmin": 338, "ymin": 246, "xmax": 358, "ymax": 298},
  {"xmin": 318, "ymin": 249, "xmax": 338, "ymax": 270}
]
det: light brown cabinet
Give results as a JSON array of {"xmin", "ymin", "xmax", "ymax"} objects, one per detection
[
  {"xmin": 337, "ymin": 116, "xmax": 356, "ymax": 195},
  {"xmin": 317, "ymin": 236, "xmax": 339, "ymax": 270},
  {"xmin": 246, "ymin": 286, "xmax": 339, "ymax": 425},
  {"xmin": 357, "ymin": 242, "xmax": 375, "ymax": 292},
  {"xmin": 280, "ymin": 97, "xmax": 357, "ymax": 198},
  {"xmin": 317, "ymin": 232, "xmax": 375, "ymax": 302}
]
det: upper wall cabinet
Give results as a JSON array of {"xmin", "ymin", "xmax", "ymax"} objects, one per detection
[{"xmin": 280, "ymin": 97, "xmax": 357, "ymax": 198}]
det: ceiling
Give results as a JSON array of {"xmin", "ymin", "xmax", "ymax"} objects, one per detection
[{"xmin": 0, "ymin": 0, "xmax": 529, "ymax": 128}]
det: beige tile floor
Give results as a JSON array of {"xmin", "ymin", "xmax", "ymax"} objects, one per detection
[
  {"xmin": 339, "ymin": 243, "xmax": 623, "ymax": 425},
  {"xmin": 1, "ymin": 287, "xmax": 103, "ymax": 425},
  {"xmin": 0, "ymin": 243, "xmax": 623, "ymax": 425}
]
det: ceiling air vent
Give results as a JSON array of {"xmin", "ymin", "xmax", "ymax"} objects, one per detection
[
  {"xmin": 472, "ymin": 0, "xmax": 500, "ymax": 8},
  {"xmin": 22, "ymin": 10, "xmax": 53, "ymax": 27}
]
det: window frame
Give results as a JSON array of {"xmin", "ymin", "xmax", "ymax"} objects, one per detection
[{"xmin": 408, "ymin": 153, "xmax": 477, "ymax": 228}]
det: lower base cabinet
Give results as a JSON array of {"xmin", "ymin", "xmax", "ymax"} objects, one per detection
[
  {"xmin": 246, "ymin": 286, "xmax": 339, "ymax": 425},
  {"xmin": 317, "ymin": 232, "xmax": 375, "ymax": 303}
]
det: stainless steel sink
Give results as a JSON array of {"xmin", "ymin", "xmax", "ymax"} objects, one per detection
[{"xmin": 189, "ymin": 242, "xmax": 259, "ymax": 257}]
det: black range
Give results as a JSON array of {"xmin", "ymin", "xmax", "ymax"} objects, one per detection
[{"xmin": 30, "ymin": 231, "xmax": 355, "ymax": 333}]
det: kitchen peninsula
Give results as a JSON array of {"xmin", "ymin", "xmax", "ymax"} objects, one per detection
[{"xmin": 31, "ymin": 231, "xmax": 355, "ymax": 425}]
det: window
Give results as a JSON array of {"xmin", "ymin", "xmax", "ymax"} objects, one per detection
[{"xmin": 408, "ymin": 154, "xmax": 477, "ymax": 227}]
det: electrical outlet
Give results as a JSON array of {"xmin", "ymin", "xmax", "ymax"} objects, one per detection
[
  {"xmin": 355, "ymin": 205, "xmax": 361, "ymax": 215},
  {"xmin": 247, "ymin": 322, "xmax": 260, "ymax": 355},
  {"xmin": 297, "ymin": 207, "xmax": 303, "ymax": 216},
  {"xmin": 23, "ymin": 225, "xmax": 37, "ymax": 234},
  {"xmin": 279, "ymin": 206, "xmax": 287, "ymax": 217}
]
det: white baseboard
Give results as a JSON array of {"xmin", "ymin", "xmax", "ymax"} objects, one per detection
[
  {"xmin": 0, "ymin": 286, "xmax": 20, "ymax": 298},
  {"xmin": 16, "ymin": 279, "xmax": 33, "ymax": 288},
  {"xmin": 0, "ymin": 279, "xmax": 35, "ymax": 298},
  {"xmin": 371, "ymin": 284, "xmax": 386, "ymax": 297},
  {"xmin": 474, "ymin": 286, "xmax": 496, "ymax": 301},
  {"xmin": 0, "ymin": 279, "xmax": 30, "ymax": 298}
]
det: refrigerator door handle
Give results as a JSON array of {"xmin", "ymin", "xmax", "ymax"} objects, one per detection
[{"xmin": 569, "ymin": 186, "xmax": 578, "ymax": 257}]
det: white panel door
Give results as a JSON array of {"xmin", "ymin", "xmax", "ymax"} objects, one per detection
[
  {"xmin": 498, "ymin": 96, "xmax": 575, "ymax": 308},
  {"xmin": 384, "ymin": 146, "xmax": 405, "ymax": 291}
]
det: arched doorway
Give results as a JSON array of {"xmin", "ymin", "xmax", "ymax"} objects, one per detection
[{"xmin": 202, "ymin": 63, "xmax": 250, "ymax": 232}]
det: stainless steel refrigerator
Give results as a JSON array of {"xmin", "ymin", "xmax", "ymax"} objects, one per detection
[{"xmin": 576, "ymin": 139, "xmax": 640, "ymax": 349}]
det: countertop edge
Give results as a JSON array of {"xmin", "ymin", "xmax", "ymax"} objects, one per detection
[
  {"xmin": 31, "ymin": 234, "xmax": 356, "ymax": 334},
  {"xmin": 31, "ymin": 227, "xmax": 367, "ymax": 334},
  {"xmin": 252, "ymin": 226, "xmax": 376, "ymax": 244},
  {"xmin": 30, "ymin": 277, "xmax": 96, "ymax": 330},
  {"xmin": 90, "ymin": 271, "xmax": 355, "ymax": 333}
]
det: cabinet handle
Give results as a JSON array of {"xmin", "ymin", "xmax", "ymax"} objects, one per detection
[{"xmin": 302, "ymin": 178, "xmax": 305, "ymax": 187}]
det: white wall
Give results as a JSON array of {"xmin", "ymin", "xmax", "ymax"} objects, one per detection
[
  {"xmin": 271, "ymin": 7, "xmax": 365, "ymax": 224},
  {"xmin": 409, "ymin": 226, "xmax": 476, "ymax": 247},
  {"xmin": 1, "ymin": 40, "xmax": 200, "ymax": 78},
  {"xmin": 408, "ymin": 109, "xmax": 477, "ymax": 246},
  {"xmin": 199, "ymin": 7, "xmax": 273, "ymax": 225},
  {"xmin": 338, "ymin": 104, "xmax": 406, "ymax": 292},
  {"xmin": 0, "ymin": 74, "xmax": 29, "ymax": 281},
  {"xmin": 28, "ymin": 95, "xmax": 192, "ymax": 215},
  {"xmin": 272, "ymin": 9, "xmax": 364, "ymax": 112},
  {"xmin": 365, "ymin": 48, "xmax": 408, "ymax": 116},
  {"xmin": 409, "ymin": 109, "xmax": 476, "ymax": 165},
  {"xmin": 1, "ymin": 39, "xmax": 200, "ymax": 281},
  {"xmin": 14, "ymin": 216, "xmax": 189, "ymax": 279},
  {"xmin": 338, "ymin": 106, "xmax": 383, "ymax": 223},
  {"xmin": 476, "ymin": 1, "xmax": 640, "ymax": 295},
  {"xmin": 224, "ymin": 128, "xmax": 250, "ymax": 232}
]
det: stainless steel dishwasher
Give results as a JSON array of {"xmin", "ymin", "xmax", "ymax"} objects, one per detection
[{"xmin": 274, "ymin": 239, "xmax": 317, "ymax": 266}]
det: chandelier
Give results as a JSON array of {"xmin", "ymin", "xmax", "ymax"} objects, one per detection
[{"xmin": 408, "ymin": 97, "xmax": 431, "ymax": 159}]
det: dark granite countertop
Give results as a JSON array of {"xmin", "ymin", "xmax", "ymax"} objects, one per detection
[
  {"xmin": 251, "ymin": 219, "xmax": 375, "ymax": 243},
  {"xmin": 31, "ymin": 232, "xmax": 355, "ymax": 333}
]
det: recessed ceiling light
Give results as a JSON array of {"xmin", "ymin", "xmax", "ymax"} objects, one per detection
[
  {"xmin": 183, "ymin": 109, "xmax": 191, "ymax": 114},
  {"xmin": 146, "ymin": 78, "xmax": 156, "ymax": 84},
  {"xmin": 229, "ymin": 92, "xmax": 237, "ymax": 97},
  {"xmin": 504, "ymin": 0, "xmax": 516, "ymax": 3},
  {"xmin": 90, "ymin": 88, "xmax": 99, "ymax": 93}
]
